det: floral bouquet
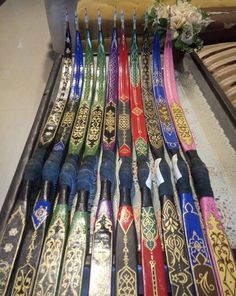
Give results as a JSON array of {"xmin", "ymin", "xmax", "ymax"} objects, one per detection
[{"xmin": 148, "ymin": 0, "xmax": 212, "ymax": 53}]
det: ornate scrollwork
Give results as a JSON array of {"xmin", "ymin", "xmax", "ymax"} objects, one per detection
[
  {"xmin": 162, "ymin": 199, "xmax": 194, "ymax": 295},
  {"xmin": 0, "ymin": 205, "xmax": 25, "ymax": 295},
  {"xmin": 171, "ymin": 102, "xmax": 193, "ymax": 146},
  {"xmin": 183, "ymin": 201, "xmax": 218, "ymax": 295},
  {"xmin": 33, "ymin": 206, "xmax": 68, "ymax": 296},
  {"xmin": 206, "ymin": 213, "xmax": 236, "ymax": 295},
  {"xmin": 69, "ymin": 102, "xmax": 90, "ymax": 153},
  {"xmin": 85, "ymin": 105, "xmax": 103, "ymax": 154},
  {"xmin": 141, "ymin": 50, "xmax": 163, "ymax": 150},
  {"xmin": 89, "ymin": 209, "xmax": 113, "ymax": 296},
  {"xmin": 40, "ymin": 59, "xmax": 72, "ymax": 146},
  {"xmin": 141, "ymin": 207, "xmax": 158, "ymax": 251},
  {"xmin": 117, "ymin": 265, "xmax": 137, "ymax": 296},
  {"xmin": 103, "ymin": 101, "xmax": 116, "ymax": 146},
  {"xmin": 135, "ymin": 137, "xmax": 148, "ymax": 158},
  {"xmin": 58, "ymin": 212, "xmax": 87, "ymax": 296}
]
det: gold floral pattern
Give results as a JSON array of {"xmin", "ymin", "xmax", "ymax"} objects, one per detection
[
  {"xmin": 206, "ymin": 213, "xmax": 236, "ymax": 296},
  {"xmin": 162, "ymin": 199, "xmax": 194, "ymax": 295},
  {"xmin": 33, "ymin": 205, "xmax": 68, "ymax": 296},
  {"xmin": 171, "ymin": 102, "xmax": 193, "ymax": 146},
  {"xmin": 58, "ymin": 212, "xmax": 88, "ymax": 296}
]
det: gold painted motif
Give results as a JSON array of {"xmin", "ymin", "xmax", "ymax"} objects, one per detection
[
  {"xmin": 120, "ymin": 95, "xmax": 129, "ymax": 103},
  {"xmin": 136, "ymin": 137, "xmax": 148, "ymax": 157},
  {"xmin": 206, "ymin": 213, "xmax": 236, "ymax": 296},
  {"xmin": 89, "ymin": 211, "xmax": 113, "ymax": 296},
  {"xmin": 118, "ymin": 99, "xmax": 131, "ymax": 153},
  {"xmin": 70, "ymin": 103, "xmax": 90, "ymax": 147},
  {"xmin": 58, "ymin": 213, "xmax": 87, "ymax": 296},
  {"xmin": 150, "ymin": 259, "xmax": 158, "ymax": 296},
  {"xmin": 141, "ymin": 207, "xmax": 158, "ymax": 251},
  {"xmin": 40, "ymin": 59, "xmax": 72, "ymax": 146},
  {"xmin": 119, "ymin": 113, "xmax": 130, "ymax": 132},
  {"xmin": 132, "ymin": 106, "xmax": 143, "ymax": 117},
  {"xmin": 141, "ymin": 207, "xmax": 160, "ymax": 295},
  {"xmin": 33, "ymin": 207, "xmax": 67, "ymax": 296},
  {"xmin": 117, "ymin": 265, "xmax": 137, "ymax": 296},
  {"xmin": 26, "ymin": 231, "xmax": 37, "ymax": 263},
  {"xmin": 105, "ymin": 109, "xmax": 115, "ymax": 133},
  {"xmin": 141, "ymin": 50, "xmax": 163, "ymax": 150},
  {"xmin": 14, "ymin": 236, "xmax": 38, "ymax": 296},
  {"xmin": 94, "ymin": 212, "xmax": 112, "ymax": 234},
  {"xmin": 12, "ymin": 264, "xmax": 36, "ymax": 296},
  {"xmin": 86, "ymin": 105, "xmax": 103, "ymax": 150},
  {"xmin": 162, "ymin": 199, "xmax": 194, "ymax": 295},
  {"xmin": 103, "ymin": 101, "xmax": 116, "ymax": 146},
  {"xmin": 9, "ymin": 228, "xmax": 18, "ymax": 236},
  {"xmin": 171, "ymin": 102, "xmax": 193, "ymax": 145},
  {"xmin": 0, "ymin": 205, "xmax": 25, "ymax": 295},
  {"xmin": 0, "ymin": 260, "xmax": 11, "ymax": 294},
  {"xmin": 188, "ymin": 230, "xmax": 217, "ymax": 296},
  {"xmin": 61, "ymin": 110, "xmax": 74, "ymax": 128},
  {"xmin": 158, "ymin": 99, "xmax": 173, "ymax": 133},
  {"xmin": 117, "ymin": 213, "xmax": 137, "ymax": 296}
]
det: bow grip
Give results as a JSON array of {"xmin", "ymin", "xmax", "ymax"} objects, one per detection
[
  {"xmin": 188, "ymin": 152, "xmax": 214, "ymax": 198},
  {"xmin": 23, "ymin": 147, "xmax": 47, "ymax": 183},
  {"xmin": 154, "ymin": 157, "xmax": 174, "ymax": 197},
  {"xmin": 77, "ymin": 155, "xmax": 97, "ymax": 193},
  {"xmin": 137, "ymin": 156, "xmax": 150, "ymax": 189},
  {"xmin": 100, "ymin": 150, "xmax": 116, "ymax": 193},
  {"xmin": 119, "ymin": 157, "xmax": 133, "ymax": 189},
  {"xmin": 42, "ymin": 149, "xmax": 64, "ymax": 189},
  {"xmin": 59, "ymin": 154, "xmax": 78, "ymax": 196},
  {"xmin": 171, "ymin": 153, "xmax": 192, "ymax": 194}
]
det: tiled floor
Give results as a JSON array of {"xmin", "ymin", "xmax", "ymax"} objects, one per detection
[{"xmin": 0, "ymin": 0, "xmax": 54, "ymax": 210}]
